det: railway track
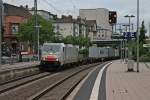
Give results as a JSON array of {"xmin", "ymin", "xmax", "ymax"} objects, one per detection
[
  {"xmin": 0, "ymin": 72, "xmax": 52, "ymax": 94},
  {"xmin": 0, "ymin": 62, "xmax": 103, "ymax": 100},
  {"xmin": 0, "ymin": 70, "xmax": 44, "ymax": 86},
  {"xmin": 30, "ymin": 62, "xmax": 107, "ymax": 100}
]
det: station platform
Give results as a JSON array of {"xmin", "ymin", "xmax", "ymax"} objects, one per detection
[
  {"xmin": 0, "ymin": 61, "xmax": 40, "ymax": 73},
  {"xmin": 106, "ymin": 60, "xmax": 150, "ymax": 100},
  {"xmin": 68, "ymin": 60, "xmax": 150, "ymax": 100}
]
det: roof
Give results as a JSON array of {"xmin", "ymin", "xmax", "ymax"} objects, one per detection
[
  {"xmin": 4, "ymin": 3, "xmax": 31, "ymax": 18},
  {"xmin": 54, "ymin": 15, "xmax": 77, "ymax": 23},
  {"xmin": 53, "ymin": 17, "xmax": 76, "ymax": 23},
  {"xmin": 80, "ymin": 8, "xmax": 109, "ymax": 11},
  {"xmin": 29, "ymin": 9, "xmax": 56, "ymax": 16},
  {"xmin": 53, "ymin": 16, "xmax": 87, "ymax": 25}
]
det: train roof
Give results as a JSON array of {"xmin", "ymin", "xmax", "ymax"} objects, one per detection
[
  {"xmin": 43, "ymin": 43, "xmax": 79, "ymax": 48},
  {"xmin": 43, "ymin": 43, "xmax": 65, "ymax": 46}
]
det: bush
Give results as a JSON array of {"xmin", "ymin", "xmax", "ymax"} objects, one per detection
[
  {"xmin": 79, "ymin": 48, "xmax": 89, "ymax": 57},
  {"xmin": 140, "ymin": 54, "xmax": 150, "ymax": 62}
]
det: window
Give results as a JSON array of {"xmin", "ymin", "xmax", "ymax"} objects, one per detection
[
  {"xmin": 102, "ymin": 34, "xmax": 104, "ymax": 37},
  {"xmin": 42, "ymin": 45, "xmax": 60, "ymax": 55},
  {"xmin": 11, "ymin": 24, "xmax": 19, "ymax": 34}
]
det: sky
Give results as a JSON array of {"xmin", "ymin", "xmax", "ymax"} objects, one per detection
[{"xmin": 3, "ymin": 0, "xmax": 150, "ymax": 34}]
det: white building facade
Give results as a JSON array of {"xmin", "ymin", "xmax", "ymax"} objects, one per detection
[{"xmin": 53, "ymin": 16, "xmax": 87, "ymax": 38}]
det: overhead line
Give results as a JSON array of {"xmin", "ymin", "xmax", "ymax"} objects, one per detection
[{"xmin": 44, "ymin": 0, "xmax": 63, "ymax": 14}]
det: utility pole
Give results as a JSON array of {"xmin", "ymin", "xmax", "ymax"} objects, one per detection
[
  {"xmin": 149, "ymin": 22, "xmax": 150, "ymax": 38},
  {"xmin": 137, "ymin": 0, "xmax": 140, "ymax": 72},
  {"xmin": 0, "ymin": 0, "xmax": 3, "ymax": 66},
  {"xmin": 35, "ymin": 25, "xmax": 41, "ymax": 61},
  {"xmin": 34, "ymin": 0, "xmax": 38, "ymax": 60},
  {"xmin": 112, "ymin": 24, "xmax": 114, "ymax": 35},
  {"xmin": 34, "ymin": 0, "xmax": 41, "ymax": 61}
]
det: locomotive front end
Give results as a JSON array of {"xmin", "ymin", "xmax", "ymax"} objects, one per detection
[{"xmin": 40, "ymin": 43, "xmax": 62, "ymax": 70}]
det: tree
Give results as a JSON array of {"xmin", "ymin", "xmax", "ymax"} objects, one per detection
[
  {"xmin": 139, "ymin": 21, "xmax": 147, "ymax": 44},
  {"xmin": 63, "ymin": 36, "xmax": 91, "ymax": 48},
  {"xmin": 139, "ymin": 21, "xmax": 147, "ymax": 57},
  {"xmin": 17, "ymin": 15, "xmax": 54, "ymax": 49},
  {"xmin": 63, "ymin": 35, "xmax": 91, "ymax": 56},
  {"xmin": 129, "ymin": 21, "xmax": 148, "ymax": 59}
]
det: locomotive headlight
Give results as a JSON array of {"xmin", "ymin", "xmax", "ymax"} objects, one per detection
[
  {"xmin": 42, "ymin": 57, "xmax": 46, "ymax": 60},
  {"xmin": 56, "ymin": 58, "xmax": 59, "ymax": 61}
]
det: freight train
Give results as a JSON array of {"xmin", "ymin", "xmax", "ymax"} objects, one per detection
[
  {"xmin": 40, "ymin": 43, "xmax": 119, "ymax": 70},
  {"xmin": 89, "ymin": 46, "xmax": 119, "ymax": 62}
]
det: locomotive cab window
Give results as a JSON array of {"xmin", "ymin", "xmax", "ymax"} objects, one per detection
[{"xmin": 42, "ymin": 45, "xmax": 60, "ymax": 55}]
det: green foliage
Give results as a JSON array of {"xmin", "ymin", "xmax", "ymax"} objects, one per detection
[
  {"xmin": 139, "ymin": 21, "xmax": 147, "ymax": 44},
  {"xmin": 128, "ymin": 40, "xmax": 148, "ymax": 59},
  {"xmin": 63, "ymin": 36, "xmax": 91, "ymax": 48},
  {"xmin": 63, "ymin": 35, "xmax": 91, "ymax": 56},
  {"xmin": 139, "ymin": 42, "xmax": 148, "ymax": 57},
  {"xmin": 129, "ymin": 21, "xmax": 148, "ymax": 61},
  {"xmin": 17, "ymin": 15, "xmax": 54, "ymax": 46},
  {"xmin": 140, "ymin": 54, "xmax": 150, "ymax": 62},
  {"xmin": 79, "ymin": 48, "xmax": 89, "ymax": 56}
]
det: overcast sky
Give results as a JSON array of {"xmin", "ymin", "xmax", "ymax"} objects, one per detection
[{"xmin": 4, "ymin": 0, "xmax": 150, "ymax": 34}]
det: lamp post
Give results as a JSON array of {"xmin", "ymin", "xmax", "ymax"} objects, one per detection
[
  {"xmin": 124, "ymin": 15, "xmax": 135, "ymax": 35},
  {"xmin": 124, "ymin": 15, "xmax": 135, "ymax": 62},
  {"xmin": 137, "ymin": 0, "xmax": 140, "ymax": 72},
  {"xmin": 122, "ymin": 24, "xmax": 129, "ymax": 62}
]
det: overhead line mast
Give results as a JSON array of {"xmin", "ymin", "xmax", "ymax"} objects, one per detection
[{"xmin": 34, "ymin": 0, "xmax": 38, "ymax": 59}]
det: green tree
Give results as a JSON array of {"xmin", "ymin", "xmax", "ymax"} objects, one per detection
[
  {"xmin": 63, "ymin": 36, "xmax": 91, "ymax": 48},
  {"xmin": 63, "ymin": 36, "xmax": 91, "ymax": 56},
  {"xmin": 139, "ymin": 21, "xmax": 147, "ymax": 57},
  {"xmin": 139, "ymin": 21, "xmax": 147, "ymax": 44},
  {"xmin": 129, "ymin": 21, "xmax": 148, "ymax": 59},
  {"xmin": 17, "ymin": 15, "xmax": 54, "ymax": 48}
]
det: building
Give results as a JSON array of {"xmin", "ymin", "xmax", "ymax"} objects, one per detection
[
  {"xmin": 86, "ymin": 20, "xmax": 97, "ymax": 38},
  {"xmin": 29, "ymin": 9, "xmax": 57, "ymax": 20},
  {"xmin": 3, "ymin": 3, "xmax": 31, "ymax": 52},
  {"xmin": 79, "ymin": 8, "xmax": 114, "ymax": 40},
  {"xmin": 53, "ymin": 15, "xmax": 87, "ymax": 38}
]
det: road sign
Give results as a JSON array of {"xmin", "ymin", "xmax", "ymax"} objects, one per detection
[
  {"xmin": 143, "ymin": 44, "xmax": 150, "ymax": 47},
  {"xmin": 123, "ymin": 32, "xmax": 136, "ymax": 39}
]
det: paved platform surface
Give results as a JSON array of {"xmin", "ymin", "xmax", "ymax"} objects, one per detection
[
  {"xmin": 106, "ymin": 60, "xmax": 150, "ymax": 100},
  {"xmin": 68, "ymin": 62, "xmax": 110, "ymax": 100},
  {"xmin": 0, "ymin": 61, "xmax": 40, "ymax": 73}
]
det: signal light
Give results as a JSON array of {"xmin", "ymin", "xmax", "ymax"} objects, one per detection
[{"xmin": 109, "ymin": 11, "xmax": 117, "ymax": 24}]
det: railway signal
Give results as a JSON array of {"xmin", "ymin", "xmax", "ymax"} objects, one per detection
[{"xmin": 109, "ymin": 11, "xmax": 117, "ymax": 24}]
